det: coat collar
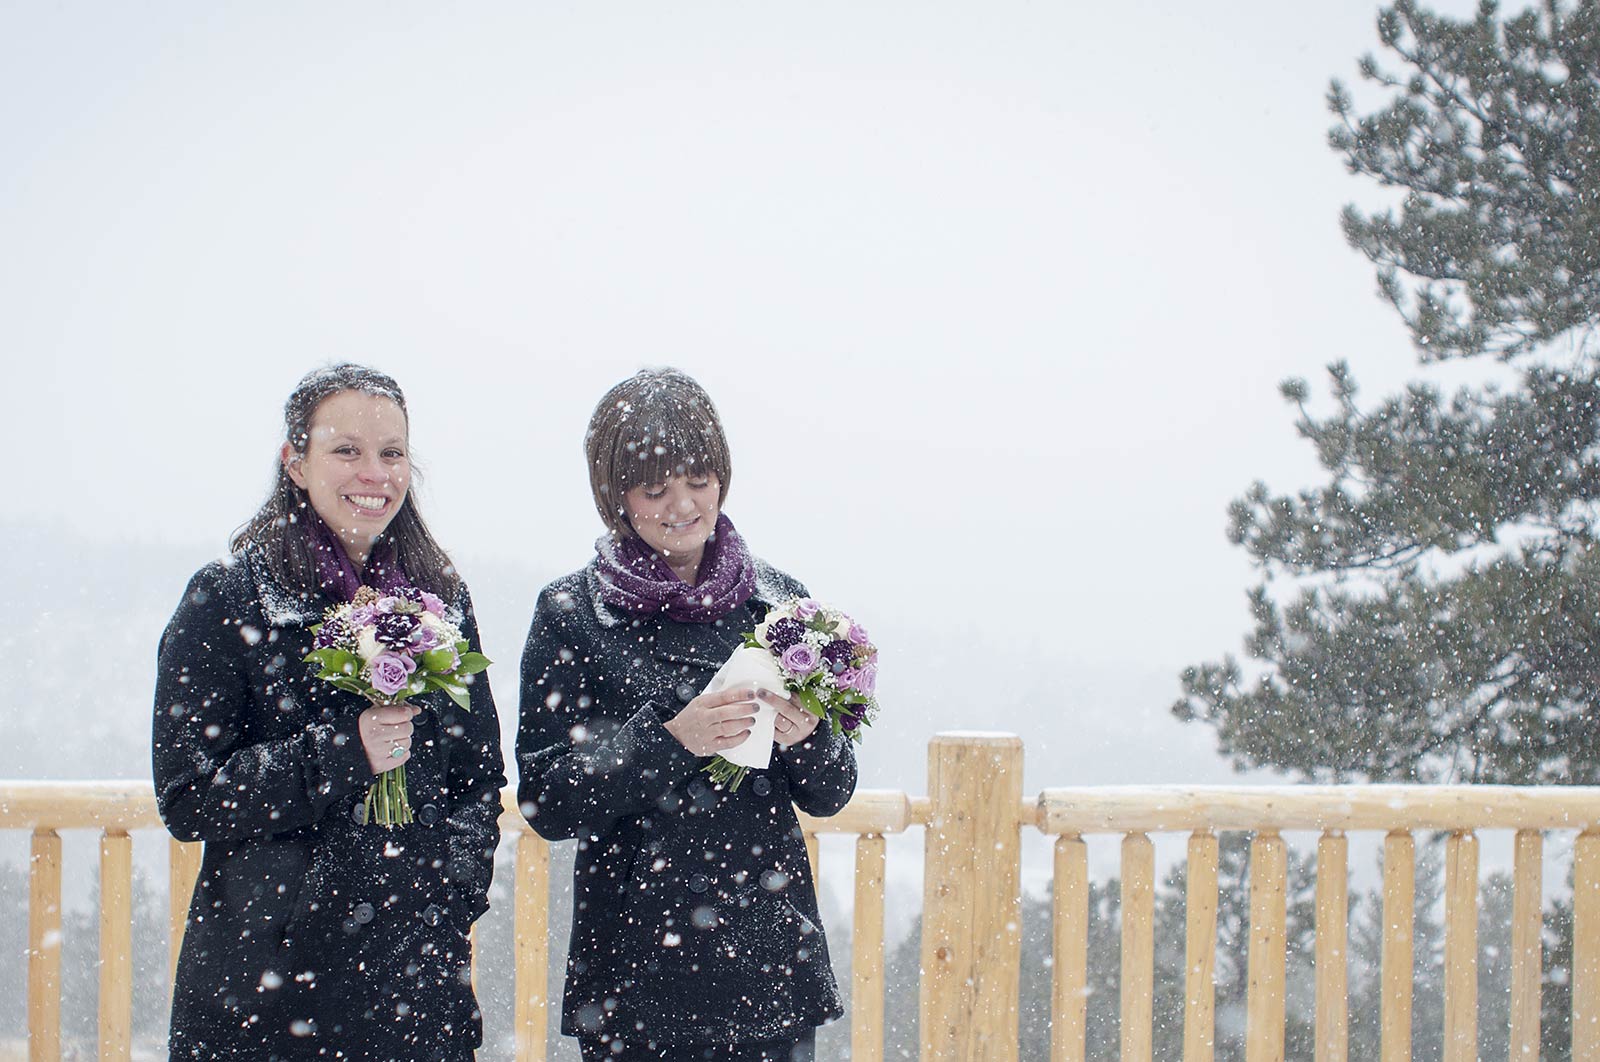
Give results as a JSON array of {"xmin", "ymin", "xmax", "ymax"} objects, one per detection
[{"xmin": 240, "ymin": 551, "xmax": 332, "ymax": 629}]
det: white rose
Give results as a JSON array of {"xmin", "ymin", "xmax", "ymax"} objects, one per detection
[{"xmin": 356, "ymin": 627, "xmax": 383, "ymax": 663}]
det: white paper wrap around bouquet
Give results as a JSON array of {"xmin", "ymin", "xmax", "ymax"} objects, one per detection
[{"xmin": 702, "ymin": 645, "xmax": 791, "ymax": 770}]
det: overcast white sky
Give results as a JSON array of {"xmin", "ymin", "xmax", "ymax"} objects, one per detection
[{"xmin": 1, "ymin": 0, "xmax": 1497, "ymax": 812}]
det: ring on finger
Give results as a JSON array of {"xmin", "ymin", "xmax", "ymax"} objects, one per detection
[{"xmin": 389, "ymin": 741, "xmax": 405, "ymax": 759}]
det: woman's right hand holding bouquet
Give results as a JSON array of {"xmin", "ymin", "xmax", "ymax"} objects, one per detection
[{"xmin": 358, "ymin": 703, "xmax": 420, "ymax": 774}]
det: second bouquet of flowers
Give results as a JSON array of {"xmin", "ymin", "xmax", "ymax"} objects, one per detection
[
  {"xmin": 702, "ymin": 596, "xmax": 878, "ymax": 791},
  {"xmin": 303, "ymin": 586, "xmax": 490, "ymax": 826}
]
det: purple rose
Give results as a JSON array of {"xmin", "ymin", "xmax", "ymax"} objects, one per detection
[
  {"xmin": 765, "ymin": 618, "xmax": 806, "ymax": 653},
  {"xmin": 369, "ymin": 652, "xmax": 417, "ymax": 697},
  {"xmin": 347, "ymin": 604, "xmax": 378, "ymax": 630},
  {"xmin": 779, "ymin": 642, "xmax": 821, "ymax": 676},
  {"xmin": 793, "ymin": 598, "xmax": 820, "ymax": 621},
  {"xmin": 848, "ymin": 622, "xmax": 870, "ymax": 646},
  {"xmin": 420, "ymin": 591, "xmax": 446, "ymax": 616},
  {"xmin": 855, "ymin": 663, "xmax": 878, "ymax": 696},
  {"xmin": 409, "ymin": 624, "xmax": 443, "ymax": 651},
  {"xmin": 840, "ymin": 710, "xmax": 862, "ymax": 732},
  {"xmin": 835, "ymin": 667, "xmax": 860, "ymax": 692}
]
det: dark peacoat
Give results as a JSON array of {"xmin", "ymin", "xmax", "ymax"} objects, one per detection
[
  {"xmin": 152, "ymin": 552, "xmax": 505, "ymax": 1062},
  {"xmin": 516, "ymin": 558, "xmax": 857, "ymax": 1047}
]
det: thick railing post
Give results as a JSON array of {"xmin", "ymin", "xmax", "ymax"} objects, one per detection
[
  {"xmin": 920, "ymin": 732, "xmax": 1023, "ymax": 1062},
  {"xmin": 29, "ymin": 828, "xmax": 62, "ymax": 1062}
]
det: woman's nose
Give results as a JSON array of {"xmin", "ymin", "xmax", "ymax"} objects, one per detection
[{"xmin": 356, "ymin": 455, "xmax": 390, "ymax": 483}]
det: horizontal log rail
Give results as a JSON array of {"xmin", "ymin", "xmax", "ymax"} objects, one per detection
[{"xmin": 7, "ymin": 748, "xmax": 1600, "ymax": 1061}]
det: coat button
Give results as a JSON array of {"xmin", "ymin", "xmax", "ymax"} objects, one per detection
[
  {"xmin": 422, "ymin": 903, "xmax": 445, "ymax": 927},
  {"xmin": 418, "ymin": 803, "xmax": 441, "ymax": 826},
  {"xmin": 353, "ymin": 902, "xmax": 375, "ymax": 924},
  {"xmin": 350, "ymin": 802, "xmax": 368, "ymax": 825},
  {"xmin": 687, "ymin": 779, "xmax": 707, "ymax": 799},
  {"xmin": 751, "ymin": 777, "xmax": 772, "ymax": 797},
  {"xmin": 688, "ymin": 873, "xmax": 710, "ymax": 894},
  {"xmin": 676, "ymin": 683, "xmax": 696, "ymax": 704}
]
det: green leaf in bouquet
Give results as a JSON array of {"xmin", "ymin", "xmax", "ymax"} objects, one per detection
[
  {"xmin": 422, "ymin": 674, "xmax": 472, "ymax": 711},
  {"xmin": 829, "ymin": 712, "xmax": 843, "ymax": 735},
  {"xmin": 796, "ymin": 688, "xmax": 827, "ymax": 719},
  {"xmin": 453, "ymin": 651, "xmax": 492, "ymax": 677},
  {"xmin": 742, "ymin": 633, "xmax": 762, "ymax": 649},
  {"xmin": 417, "ymin": 648, "xmax": 457, "ymax": 673},
  {"xmin": 327, "ymin": 676, "xmax": 369, "ymax": 696},
  {"xmin": 304, "ymin": 647, "xmax": 359, "ymax": 677}
]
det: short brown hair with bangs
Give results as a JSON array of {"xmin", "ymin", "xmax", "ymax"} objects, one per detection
[{"xmin": 584, "ymin": 368, "xmax": 733, "ymax": 538}]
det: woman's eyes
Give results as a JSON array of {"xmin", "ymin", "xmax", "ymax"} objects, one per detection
[
  {"xmin": 642, "ymin": 477, "xmax": 710, "ymax": 498},
  {"xmin": 330, "ymin": 446, "xmax": 406, "ymax": 460}
]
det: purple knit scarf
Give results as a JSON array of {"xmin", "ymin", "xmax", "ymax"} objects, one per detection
[
  {"xmin": 594, "ymin": 513, "xmax": 756, "ymax": 623},
  {"xmin": 307, "ymin": 510, "xmax": 408, "ymax": 603}
]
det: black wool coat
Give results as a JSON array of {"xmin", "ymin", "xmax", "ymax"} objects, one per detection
[
  {"xmin": 152, "ymin": 553, "xmax": 505, "ymax": 1062},
  {"xmin": 517, "ymin": 558, "xmax": 857, "ymax": 1046}
]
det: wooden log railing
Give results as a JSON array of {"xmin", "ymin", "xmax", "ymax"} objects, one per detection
[{"xmin": 9, "ymin": 736, "xmax": 1600, "ymax": 1060}]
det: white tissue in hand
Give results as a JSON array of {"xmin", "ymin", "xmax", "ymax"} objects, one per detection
[{"xmin": 703, "ymin": 646, "xmax": 789, "ymax": 769}]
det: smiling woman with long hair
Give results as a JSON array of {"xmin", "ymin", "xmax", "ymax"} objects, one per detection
[
  {"xmin": 152, "ymin": 364, "xmax": 505, "ymax": 1062},
  {"xmin": 517, "ymin": 367, "xmax": 857, "ymax": 1062}
]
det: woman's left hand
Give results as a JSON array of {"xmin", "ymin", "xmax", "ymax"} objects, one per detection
[{"xmin": 762, "ymin": 689, "xmax": 821, "ymax": 748}]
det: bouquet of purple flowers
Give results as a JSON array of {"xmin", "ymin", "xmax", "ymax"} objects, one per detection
[
  {"xmin": 304, "ymin": 585, "xmax": 490, "ymax": 826},
  {"xmin": 704, "ymin": 596, "xmax": 879, "ymax": 790}
]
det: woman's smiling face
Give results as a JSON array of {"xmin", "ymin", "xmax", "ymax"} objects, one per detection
[
  {"xmin": 283, "ymin": 389, "xmax": 411, "ymax": 564},
  {"xmin": 623, "ymin": 471, "xmax": 722, "ymax": 579}
]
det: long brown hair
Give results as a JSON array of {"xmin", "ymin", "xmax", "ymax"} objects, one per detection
[{"xmin": 230, "ymin": 364, "xmax": 461, "ymax": 599}]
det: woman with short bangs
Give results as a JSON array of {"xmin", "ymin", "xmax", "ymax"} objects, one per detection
[
  {"xmin": 152, "ymin": 364, "xmax": 504, "ymax": 1062},
  {"xmin": 517, "ymin": 368, "xmax": 856, "ymax": 1061}
]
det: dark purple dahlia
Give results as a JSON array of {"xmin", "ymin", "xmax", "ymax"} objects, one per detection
[
  {"xmin": 820, "ymin": 639, "xmax": 853, "ymax": 673},
  {"xmin": 765, "ymin": 618, "xmax": 806, "ymax": 653},
  {"xmin": 374, "ymin": 610, "xmax": 420, "ymax": 647},
  {"xmin": 313, "ymin": 616, "xmax": 350, "ymax": 650},
  {"xmin": 840, "ymin": 709, "xmax": 862, "ymax": 732}
]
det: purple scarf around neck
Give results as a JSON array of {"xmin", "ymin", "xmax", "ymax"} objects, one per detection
[
  {"xmin": 307, "ymin": 510, "xmax": 408, "ymax": 603},
  {"xmin": 594, "ymin": 513, "xmax": 756, "ymax": 623}
]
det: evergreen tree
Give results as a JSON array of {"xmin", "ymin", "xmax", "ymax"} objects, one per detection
[{"xmin": 1175, "ymin": 0, "xmax": 1600, "ymax": 785}]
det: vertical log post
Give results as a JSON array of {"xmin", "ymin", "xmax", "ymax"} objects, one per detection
[
  {"xmin": 853, "ymin": 833, "xmax": 887, "ymax": 1062},
  {"xmin": 1314, "ymin": 831, "xmax": 1349, "ymax": 1062},
  {"xmin": 99, "ymin": 829, "xmax": 133, "ymax": 1062},
  {"xmin": 1442, "ymin": 831, "xmax": 1479, "ymax": 1062},
  {"xmin": 1509, "ymin": 829, "xmax": 1543, "ymax": 1060},
  {"xmin": 168, "ymin": 838, "xmax": 201, "ymax": 982},
  {"xmin": 1245, "ymin": 831, "xmax": 1287, "ymax": 1062},
  {"xmin": 1052, "ymin": 833, "xmax": 1089, "ymax": 1062},
  {"xmin": 1574, "ymin": 829, "xmax": 1600, "ymax": 1062},
  {"xmin": 1184, "ymin": 831, "xmax": 1219, "ymax": 1062},
  {"xmin": 29, "ymin": 829, "xmax": 62, "ymax": 1062},
  {"xmin": 1121, "ymin": 832, "xmax": 1156, "ymax": 1062},
  {"xmin": 920, "ymin": 733, "xmax": 1024, "ymax": 1062},
  {"xmin": 514, "ymin": 830, "xmax": 550, "ymax": 1062},
  {"xmin": 1381, "ymin": 831, "xmax": 1416, "ymax": 1062}
]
